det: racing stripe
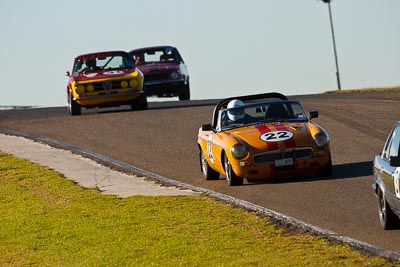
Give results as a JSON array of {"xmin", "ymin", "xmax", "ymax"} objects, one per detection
[
  {"xmin": 256, "ymin": 124, "xmax": 299, "ymax": 171},
  {"xmin": 255, "ymin": 125, "xmax": 279, "ymax": 151},
  {"xmin": 274, "ymin": 124, "xmax": 296, "ymax": 148},
  {"xmin": 274, "ymin": 123, "xmax": 299, "ymax": 169}
]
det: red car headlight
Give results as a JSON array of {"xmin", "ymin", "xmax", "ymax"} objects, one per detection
[
  {"xmin": 76, "ymin": 85, "xmax": 85, "ymax": 94},
  {"xmin": 129, "ymin": 79, "xmax": 139, "ymax": 88},
  {"xmin": 87, "ymin": 84, "xmax": 94, "ymax": 92}
]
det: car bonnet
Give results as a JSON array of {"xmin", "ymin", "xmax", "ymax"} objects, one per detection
[
  {"xmin": 135, "ymin": 63, "xmax": 180, "ymax": 75},
  {"xmin": 73, "ymin": 69, "xmax": 136, "ymax": 82},
  {"xmin": 226, "ymin": 122, "xmax": 312, "ymax": 150}
]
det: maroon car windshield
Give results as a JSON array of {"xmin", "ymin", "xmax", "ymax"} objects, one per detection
[{"xmin": 131, "ymin": 48, "xmax": 180, "ymax": 66}]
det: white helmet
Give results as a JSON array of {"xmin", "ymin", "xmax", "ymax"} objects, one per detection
[{"xmin": 227, "ymin": 99, "xmax": 245, "ymax": 121}]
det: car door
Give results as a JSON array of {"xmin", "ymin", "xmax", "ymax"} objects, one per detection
[
  {"xmin": 378, "ymin": 124, "xmax": 400, "ymax": 210},
  {"xmin": 199, "ymin": 127, "xmax": 224, "ymax": 174},
  {"xmin": 374, "ymin": 126, "xmax": 391, "ymax": 181}
]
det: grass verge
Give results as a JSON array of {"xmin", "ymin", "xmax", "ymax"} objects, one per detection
[
  {"xmin": 327, "ymin": 86, "xmax": 400, "ymax": 94},
  {"xmin": 0, "ymin": 153, "xmax": 396, "ymax": 266}
]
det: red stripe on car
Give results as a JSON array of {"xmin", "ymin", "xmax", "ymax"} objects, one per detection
[
  {"xmin": 256, "ymin": 125, "xmax": 279, "ymax": 151},
  {"xmin": 274, "ymin": 124, "xmax": 296, "ymax": 148}
]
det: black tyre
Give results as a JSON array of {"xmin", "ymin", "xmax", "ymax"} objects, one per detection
[
  {"xmin": 378, "ymin": 187, "xmax": 400, "ymax": 230},
  {"xmin": 178, "ymin": 84, "xmax": 190, "ymax": 101},
  {"xmin": 131, "ymin": 92, "xmax": 148, "ymax": 110},
  {"xmin": 224, "ymin": 153, "xmax": 243, "ymax": 186},
  {"xmin": 200, "ymin": 150, "xmax": 219, "ymax": 180},
  {"xmin": 316, "ymin": 153, "xmax": 332, "ymax": 177},
  {"xmin": 68, "ymin": 91, "xmax": 81, "ymax": 116}
]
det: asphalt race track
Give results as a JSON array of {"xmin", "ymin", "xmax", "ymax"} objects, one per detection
[{"xmin": 1, "ymin": 92, "xmax": 400, "ymax": 253}]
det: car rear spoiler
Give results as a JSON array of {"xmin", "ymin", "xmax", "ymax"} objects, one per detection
[{"xmin": 211, "ymin": 92, "xmax": 288, "ymax": 130}]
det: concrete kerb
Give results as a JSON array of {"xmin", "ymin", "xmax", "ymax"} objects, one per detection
[
  {"xmin": 0, "ymin": 128, "xmax": 399, "ymax": 262},
  {"xmin": 0, "ymin": 131, "xmax": 197, "ymax": 197}
]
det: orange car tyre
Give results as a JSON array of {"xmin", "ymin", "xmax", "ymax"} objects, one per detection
[
  {"xmin": 224, "ymin": 153, "xmax": 243, "ymax": 186},
  {"xmin": 378, "ymin": 187, "xmax": 400, "ymax": 230},
  {"xmin": 316, "ymin": 153, "xmax": 332, "ymax": 177},
  {"xmin": 200, "ymin": 150, "xmax": 219, "ymax": 180}
]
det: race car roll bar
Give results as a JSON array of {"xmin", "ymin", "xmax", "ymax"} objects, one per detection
[{"xmin": 211, "ymin": 92, "xmax": 288, "ymax": 130}]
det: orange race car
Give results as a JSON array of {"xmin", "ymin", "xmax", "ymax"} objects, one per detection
[
  {"xmin": 197, "ymin": 93, "xmax": 332, "ymax": 186},
  {"xmin": 66, "ymin": 50, "xmax": 146, "ymax": 115}
]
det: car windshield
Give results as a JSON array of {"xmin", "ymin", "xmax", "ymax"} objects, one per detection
[
  {"xmin": 132, "ymin": 47, "xmax": 179, "ymax": 66},
  {"xmin": 73, "ymin": 53, "xmax": 134, "ymax": 73},
  {"xmin": 219, "ymin": 101, "xmax": 308, "ymax": 131}
]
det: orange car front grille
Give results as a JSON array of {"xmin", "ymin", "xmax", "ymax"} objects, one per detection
[{"xmin": 253, "ymin": 147, "xmax": 313, "ymax": 165}]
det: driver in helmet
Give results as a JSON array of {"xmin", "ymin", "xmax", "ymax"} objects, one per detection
[
  {"xmin": 83, "ymin": 58, "xmax": 98, "ymax": 71},
  {"xmin": 221, "ymin": 99, "xmax": 249, "ymax": 128},
  {"xmin": 227, "ymin": 99, "xmax": 245, "ymax": 122}
]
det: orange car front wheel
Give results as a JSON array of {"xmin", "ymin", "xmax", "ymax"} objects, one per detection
[{"xmin": 224, "ymin": 153, "xmax": 243, "ymax": 186}]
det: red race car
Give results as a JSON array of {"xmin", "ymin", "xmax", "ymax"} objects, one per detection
[{"xmin": 66, "ymin": 50, "xmax": 147, "ymax": 115}]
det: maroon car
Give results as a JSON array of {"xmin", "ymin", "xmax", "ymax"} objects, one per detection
[{"xmin": 129, "ymin": 46, "xmax": 190, "ymax": 100}]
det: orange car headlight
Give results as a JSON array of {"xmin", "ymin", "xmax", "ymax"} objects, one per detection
[
  {"xmin": 231, "ymin": 144, "xmax": 248, "ymax": 159},
  {"xmin": 314, "ymin": 133, "xmax": 329, "ymax": 148},
  {"xmin": 129, "ymin": 79, "xmax": 139, "ymax": 88}
]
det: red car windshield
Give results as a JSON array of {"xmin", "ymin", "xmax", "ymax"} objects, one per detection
[{"xmin": 73, "ymin": 54, "xmax": 134, "ymax": 73}]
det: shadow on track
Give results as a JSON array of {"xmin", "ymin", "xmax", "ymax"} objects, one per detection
[
  {"xmin": 91, "ymin": 99, "xmax": 219, "ymax": 115},
  {"xmin": 147, "ymin": 100, "xmax": 218, "ymax": 111},
  {"xmin": 332, "ymin": 161, "xmax": 373, "ymax": 179},
  {"xmin": 0, "ymin": 99, "xmax": 220, "ymax": 119},
  {"xmin": 246, "ymin": 161, "xmax": 373, "ymax": 185}
]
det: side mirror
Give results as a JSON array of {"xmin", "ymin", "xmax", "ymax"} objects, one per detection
[
  {"xmin": 390, "ymin": 156, "xmax": 400, "ymax": 167},
  {"xmin": 310, "ymin": 111, "xmax": 319, "ymax": 119},
  {"xmin": 66, "ymin": 71, "xmax": 71, "ymax": 77},
  {"xmin": 201, "ymin": 124, "xmax": 212, "ymax": 131}
]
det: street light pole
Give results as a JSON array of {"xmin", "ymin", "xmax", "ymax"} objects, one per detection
[{"xmin": 321, "ymin": 0, "xmax": 341, "ymax": 90}]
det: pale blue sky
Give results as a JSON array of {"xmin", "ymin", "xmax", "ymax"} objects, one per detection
[{"xmin": 0, "ymin": 0, "xmax": 399, "ymax": 106}]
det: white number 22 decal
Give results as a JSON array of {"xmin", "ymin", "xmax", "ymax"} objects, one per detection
[
  {"xmin": 207, "ymin": 134, "xmax": 214, "ymax": 164},
  {"xmin": 260, "ymin": 131, "xmax": 293, "ymax": 142}
]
